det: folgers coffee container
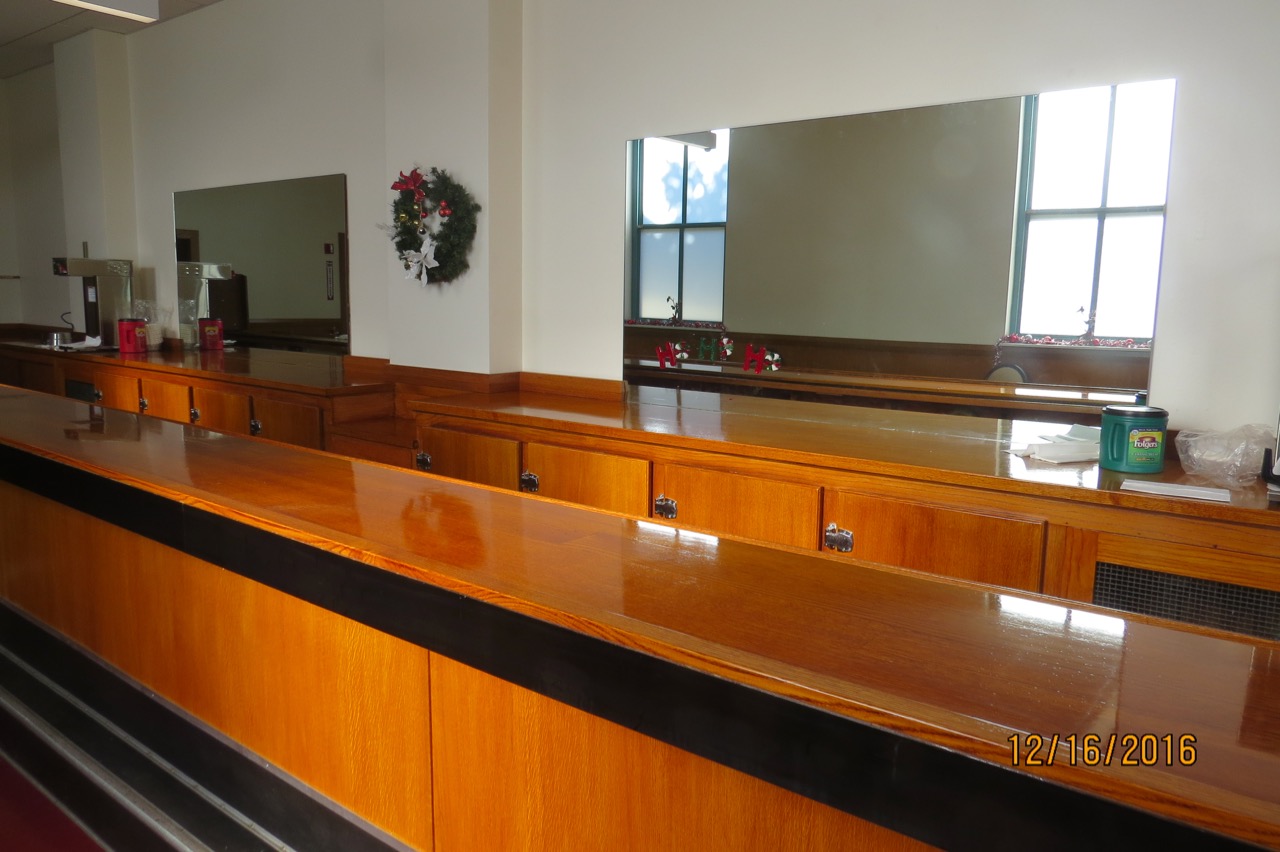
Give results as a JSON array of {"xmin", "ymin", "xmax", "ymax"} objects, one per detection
[
  {"xmin": 198, "ymin": 318, "xmax": 224, "ymax": 350},
  {"xmin": 1101, "ymin": 404, "xmax": 1169, "ymax": 473},
  {"xmin": 117, "ymin": 318, "xmax": 148, "ymax": 354}
]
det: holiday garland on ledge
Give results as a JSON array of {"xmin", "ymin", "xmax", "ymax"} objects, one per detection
[{"xmin": 386, "ymin": 166, "xmax": 481, "ymax": 284}]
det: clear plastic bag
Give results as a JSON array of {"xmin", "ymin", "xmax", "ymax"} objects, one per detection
[{"xmin": 1175, "ymin": 424, "xmax": 1276, "ymax": 488}]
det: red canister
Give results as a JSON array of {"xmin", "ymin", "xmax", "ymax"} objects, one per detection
[
  {"xmin": 117, "ymin": 319, "xmax": 147, "ymax": 354},
  {"xmin": 198, "ymin": 318, "xmax": 224, "ymax": 350}
]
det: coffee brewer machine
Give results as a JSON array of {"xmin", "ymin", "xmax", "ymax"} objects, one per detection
[{"xmin": 52, "ymin": 257, "xmax": 134, "ymax": 348}]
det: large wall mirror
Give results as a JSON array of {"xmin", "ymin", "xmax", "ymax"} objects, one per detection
[
  {"xmin": 624, "ymin": 80, "xmax": 1175, "ymax": 399},
  {"xmin": 174, "ymin": 174, "xmax": 349, "ymax": 354}
]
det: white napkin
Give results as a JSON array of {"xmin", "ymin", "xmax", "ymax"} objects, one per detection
[{"xmin": 1011, "ymin": 424, "xmax": 1101, "ymax": 464}]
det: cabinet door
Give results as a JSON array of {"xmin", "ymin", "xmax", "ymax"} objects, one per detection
[
  {"xmin": 416, "ymin": 425, "xmax": 520, "ymax": 490},
  {"xmin": 21, "ymin": 360, "xmax": 57, "ymax": 394},
  {"xmin": 139, "ymin": 377, "xmax": 192, "ymax": 423},
  {"xmin": 522, "ymin": 442, "xmax": 650, "ymax": 515},
  {"xmin": 326, "ymin": 434, "xmax": 418, "ymax": 469},
  {"xmin": 651, "ymin": 463, "xmax": 822, "ymax": 550},
  {"xmin": 823, "ymin": 490, "xmax": 1045, "ymax": 591},
  {"xmin": 191, "ymin": 385, "xmax": 254, "ymax": 436},
  {"xmin": 252, "ymin": 396, "xmax": 324, "ymax": 449},
  {"xmin": 0, "ymin": 354, "xmax": 19, "ymax": 387},
  {"xmin": 94, "ymin": 370, "xmax": 141, "ymax": 412}
]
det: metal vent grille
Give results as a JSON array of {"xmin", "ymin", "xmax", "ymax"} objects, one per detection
[{"xmin": 1093, "ymin": 562, "xmax": 1280, "ymax": 642}]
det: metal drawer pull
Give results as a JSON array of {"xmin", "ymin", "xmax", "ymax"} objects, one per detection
[
  {"xmin": 415, "ymin": 452, "xmax": 432, "ymax": 471},
  {"xmin": 138, "ymin": 397, "xmax": 149, "ymax": 412},
  {"xmin": 249, "ymin": 419, "xmax": 262, "ymax": 436},
  {"xmin": 824, "ymin": 523, "xmax": 854, "ymax": 552},
  {"xmin": 190, "ymin": 407, "xmax": 200, "ymax": 423},
  {"xmin": 653, "ymin": 495, "xmax": 678, "ymax": 519},
  {"xmin": 520, "ymin": 471, "xmax": 540, "ymax": 492}
]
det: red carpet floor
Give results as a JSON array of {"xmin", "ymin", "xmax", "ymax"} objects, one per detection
[{"xmin": 0, "ymin": 753, "xmax": 104, "ymax": 851}]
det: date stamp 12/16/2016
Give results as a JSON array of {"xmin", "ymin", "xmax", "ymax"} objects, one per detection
[{"xmin": 1009, "ymin": 733, "xmax": 1198, "ymax": 768}]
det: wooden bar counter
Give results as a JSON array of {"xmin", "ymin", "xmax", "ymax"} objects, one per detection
[{"xmin": 0, "ymin": 386, "xmax": 1277, "ymax": 849}]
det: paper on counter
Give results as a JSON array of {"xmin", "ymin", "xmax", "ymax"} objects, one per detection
[
  {"xmin": 1010, "ymin": 424, "xmax": 1101, "ymax": 463},
  {"xmin": 1021, "ymin": 442, "xmax": 1100, "ymax": 463},
  {"xmin": 1120, "ymin": 480, "xmax": 1232, "ymax": 502}
]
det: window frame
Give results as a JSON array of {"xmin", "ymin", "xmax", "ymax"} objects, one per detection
[
  {"xmin": 1008, "ymin": 86, "xmax": 1168, "ymax": 341},
  {"xmin": 628, "ymin": 138, "xmax": 728, "ymax": 323}
]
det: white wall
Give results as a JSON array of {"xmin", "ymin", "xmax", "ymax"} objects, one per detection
[
  {"xmin": 6, "ymin": 0, "xmax": 1278, "ymax": 429},
  {"xmin": 55, "ymin": 30, "xmax": 138, "ymax": 263},
  {"xmin": 128, "ymin": 0, "xmax": 390, "ymax": 355},
  {"xmin": 523, "ymin": 0, "xmax": 1280, "ymax": 430},
  {"xmin": 2, "ymin": 66, "xmax": 72, "ymax": 327},
  {"xmin": 122, "ymin": 0, "xmax": 516, "ymax": 373}
]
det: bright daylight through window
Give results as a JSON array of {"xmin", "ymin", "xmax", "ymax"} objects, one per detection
[
  {"xmin": 632, "ymin": 131, "xmax": 729, "ymax": 323},
  {"xmin": 1012, "ymin": 79, "xmax": 1176, "ymax": 340}
]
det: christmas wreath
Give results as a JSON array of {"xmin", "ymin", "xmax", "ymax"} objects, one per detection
[{"xmin": 386, "ymin": 166, "xmax": 481, "ymax": 284}]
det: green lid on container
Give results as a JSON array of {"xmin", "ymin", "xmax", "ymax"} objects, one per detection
[{"xmin": 1102, "ymin": 404, "xmax": 1168, "ymax": 418}]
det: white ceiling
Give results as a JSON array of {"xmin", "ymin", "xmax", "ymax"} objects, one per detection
[{"xmin": 0, "ymin": 0, "xmax": 225, "ymax": 79}]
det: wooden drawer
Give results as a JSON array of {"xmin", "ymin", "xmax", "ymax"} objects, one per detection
[
  {"xmin": 822, "ymin": 490, "xmax": 1045, "ymax": 591},
  {"xmin": 253, "ymin": 396, "xmax": 324, "ymax": 449},
  {"xmin": 139, "ymin": 377, "xmax": 192, "ymax": 423},
  {"xmin": 522, "ymin": 442, "xmax": 650, "ymax": 515},
  {"xmin": 651, "ymin": 463, "xmax": 822, "ymax": 549},
  {"xmin": 191, "ymin": 385, "xmax": 253, "ymax": 436}
]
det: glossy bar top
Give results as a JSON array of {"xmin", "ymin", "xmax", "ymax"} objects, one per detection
[
  {"xmin": 0, "ymin": 342, "xmax": 375, "ymax": 395},
  {"xmin": 1, "ymin": 387, "xmax": 1277, "ymax": 846},
  {"xmin": 414, "ymin": 385, "xmax": 1280, "ymax": 523}
]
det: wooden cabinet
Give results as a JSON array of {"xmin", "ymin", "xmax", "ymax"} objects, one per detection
[
  {"xmin": 822, "ymin": 490, "xmax": 1045, "ymax": 591},
  {"xmin": 0, "ymin": 352, "xmax": 19, "ymax": 387},
  {"xmin": 522, "ymin": 442, "xmax": 651, "ymax": 516},
  {"xmin": 416, "ymin": 423, "xmax": 521, "ymax": 490},
  {"xmin": 651, "ymin": 463, "xmax": 822, "ymax": 550},
  {"xmin": 410, "ymin": 410, "xmax": 1050, "ymax": 589},
  {"xmin": 415, "ymin": 421, "xmax": 652, "ymax": 514},
  {"xmin": 0, "ymin": 351, "xmax": 56, "ymax": 394}
]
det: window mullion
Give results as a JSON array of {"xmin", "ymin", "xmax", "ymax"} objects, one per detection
[{"xmin": 1087, "ymin": 86, "xmax": 1121, "ymax": 331}]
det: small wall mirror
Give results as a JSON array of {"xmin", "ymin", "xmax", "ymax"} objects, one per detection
[{"xmin": 174, "ymin": 174, "xmax": 349, "ymax": 354}]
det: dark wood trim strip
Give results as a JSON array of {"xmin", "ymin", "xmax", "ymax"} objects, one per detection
[{"xmin": 0, "ymin": 442, "xmax": 1251, "ymax": 851}]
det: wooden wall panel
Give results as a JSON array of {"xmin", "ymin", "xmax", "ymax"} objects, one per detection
[
  {"xmin": 0, "ymin": 483, "xmax": 433, "ymax": 850},
  {"xmin": 429, "ymin": 653, "xmax": 931, "ymax": 851}
]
